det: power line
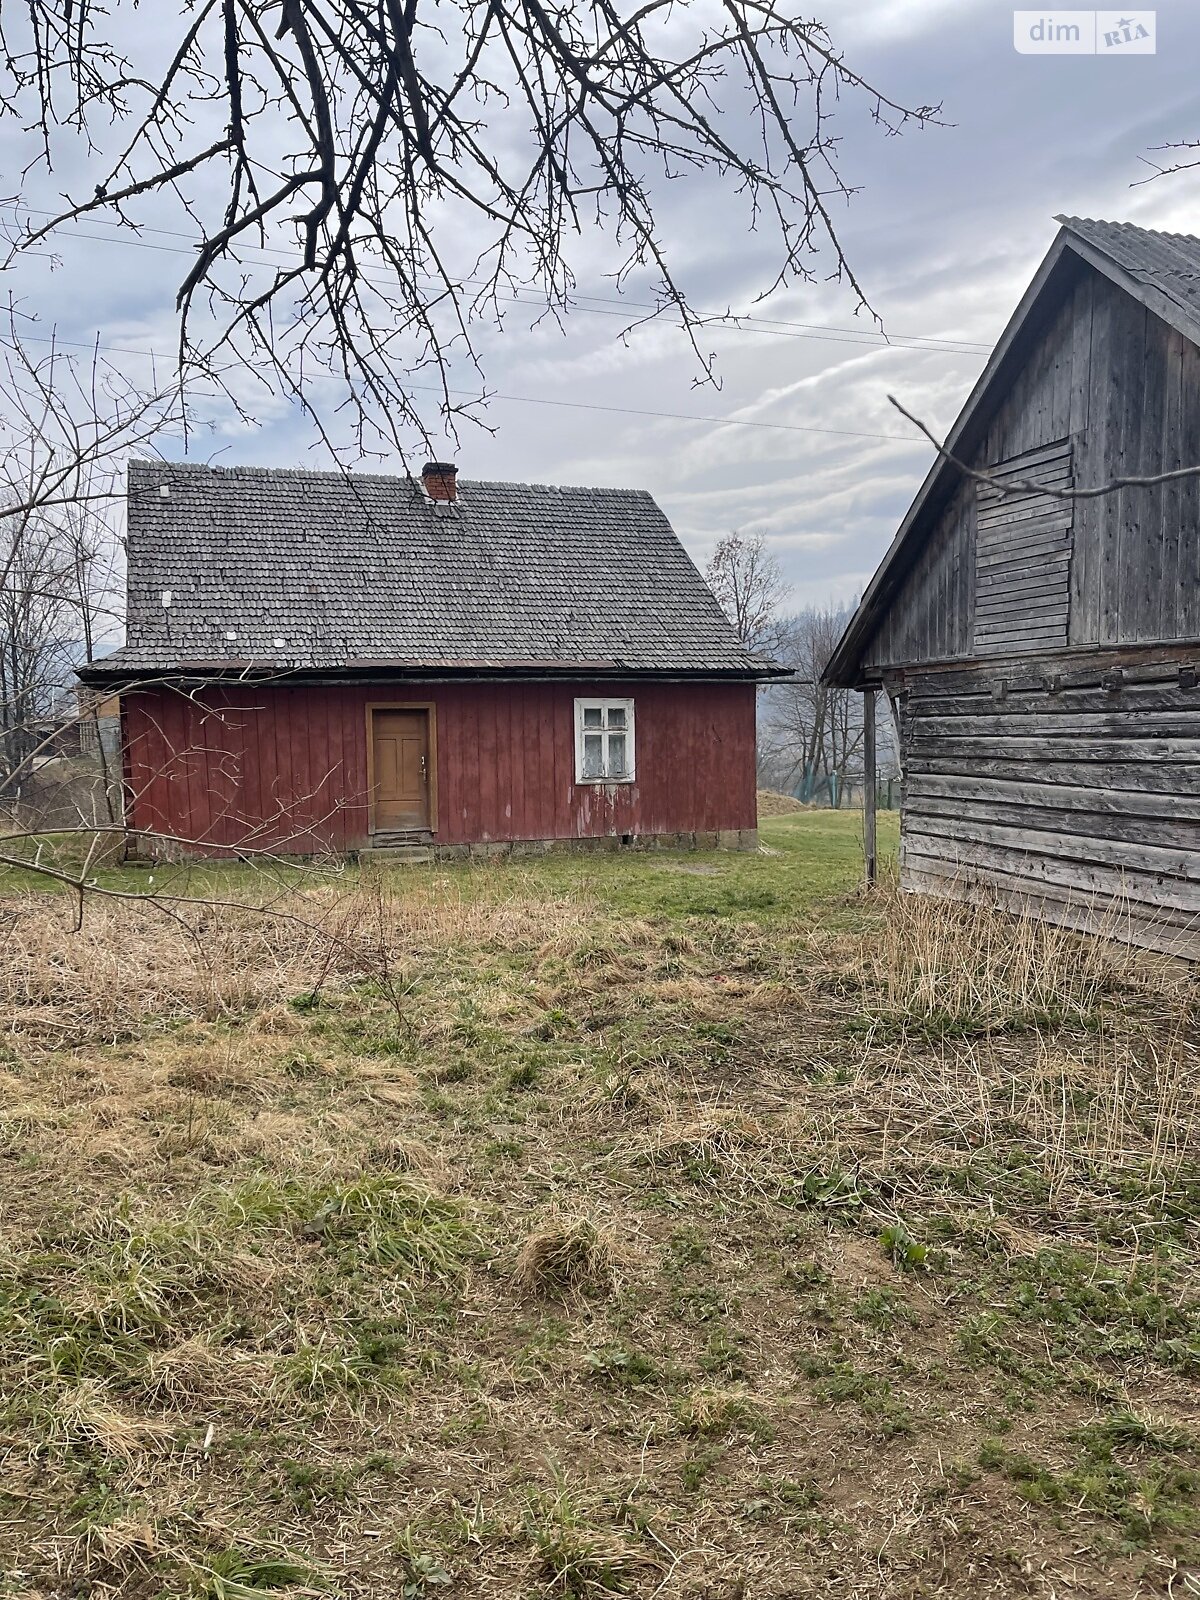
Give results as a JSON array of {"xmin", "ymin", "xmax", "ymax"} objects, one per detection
[
  {"xmin": 405, "ymin": 384, "xmax": 918, "ymax": 441},
  {"xmin": 1, "ymin": 200, "xmax": 993, "ymax": 357},
  {"xmin": 5, "ymin": 325, "xmax": 921, "ymax": 441}
]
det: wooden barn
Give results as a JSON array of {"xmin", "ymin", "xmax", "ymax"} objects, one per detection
[
  {"xmin": 825, "ymin": 217, "xmax": 1200, "ymax": 959},
  {"xmin": 79, "ymin": 461, "xmax": 781, "ymax": 860}
]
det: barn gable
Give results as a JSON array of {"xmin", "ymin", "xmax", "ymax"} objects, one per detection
[{"xmin": 828, "ymin": 220, "xmax": 1200, "ymax": 687}]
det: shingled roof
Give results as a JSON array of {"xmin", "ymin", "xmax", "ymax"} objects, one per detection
[
  {"xmin": 1056, "ymin": 216, "xmax": 1200, "ymax": 348},
  {"xmin": 82, "ymin": 461, "xmax": 779, "ymax": 682}
]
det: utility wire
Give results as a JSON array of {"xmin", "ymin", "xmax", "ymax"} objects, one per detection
[
  {"xmin": 4, "ymin": 201, "xmax": 955, "ymax": 443},
  {"xmin": 406, "ymin": 384, "xmax": 919, "ymax": 440},
  {"xmin": 5, "ymin": 324, "xmax": 921, "ymax": 442},
  {"xmin": 6, "ymin": 322, "xmax": 922, "ymax": 441},
  {"xmin": 1, "ymin": 201, "xmax": 993, "ymax": 357}
]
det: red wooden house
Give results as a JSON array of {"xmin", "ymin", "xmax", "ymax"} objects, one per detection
[{"xmin": 79, "ymin": 461, "xmax": 781, "ymax": 859}]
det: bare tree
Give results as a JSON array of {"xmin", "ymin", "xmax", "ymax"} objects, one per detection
[
  {"xmin": 0, "ymin": 305, "xmax": 187, "ymax": 806},
  {"xmin": 1, "ymin": 6, "xmax": 939, "ymax": 452},
  {"xmin": 758, "ymin": 603, "xmax": 895, "ymax": 805},
  {"xmin": 0, "ymin": 509, "xmax": 81, "ymax": 780},
  {"xmin": 705, "ymin": 532, "xmax": 789, "ymax": 658}
]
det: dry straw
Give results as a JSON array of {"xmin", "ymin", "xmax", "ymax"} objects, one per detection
[
  {"xmin": 513, "ymin": 1213, "xmax": 632, "ymax": 1298},
  {"xmin": 811, "ymin": 884, "xmax": 1198, "ymax": 1206},
  {"xmin": 0, "ymin": 874, "xmax": 595, "ymax": 1053}
]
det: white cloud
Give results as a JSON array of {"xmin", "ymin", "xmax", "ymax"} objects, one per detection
[{"xmin": 4, "ymin": 2, "xmax": 1200, "ymax": 614}]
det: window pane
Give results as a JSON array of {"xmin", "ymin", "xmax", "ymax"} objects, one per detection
[
  {"xmin": 582, "ymin": 732, "xmax": 604, "ymax": 778},
  {"xmin": 607, "ymin": 733, "xmax": 627, "ymax": 776},
  {"xmin": 582, "ymin": 706, "xmax": 603, "ymax": 728},
  {"xmin": 607, "ymin": 706, "xmax": 626, "ymax": 729}
]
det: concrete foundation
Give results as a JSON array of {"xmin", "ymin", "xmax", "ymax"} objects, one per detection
[{"xmin": 358, "ymin": 828, "xmax": 758, "ymax": 865}]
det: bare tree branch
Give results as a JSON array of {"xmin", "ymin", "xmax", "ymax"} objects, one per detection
[
  {"xmin": 1135, "ymin": 140, "xmax": 1200, "ymax": 185},
  {"xmin": 0, "ymin": 4, "xmax": 941, "ymax": 454},
  {"xmin": 888, "ymin": 393, "xmax": 1200, "ymax": 500}
]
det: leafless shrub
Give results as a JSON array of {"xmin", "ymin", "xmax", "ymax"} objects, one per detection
[{"xmin": 0, "ymin": 876, "xmax": 597, "ymax": 1053}]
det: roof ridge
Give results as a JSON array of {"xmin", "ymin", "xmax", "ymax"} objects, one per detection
[
  {"xmin": 128, "ymin": 458, "xmax": 655, "ymax": 498},
  {"xmin": 1056, "ymin": 214, "xmax": 1200, "ymax": 247}
]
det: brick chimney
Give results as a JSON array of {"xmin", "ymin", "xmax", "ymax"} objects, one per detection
[{"xmin": 422, "ymin": 461, "xmax": 458, "ymax": 503}]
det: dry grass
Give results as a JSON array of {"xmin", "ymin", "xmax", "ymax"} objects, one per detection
[
  {"xmin": 819, "ymin": 888, "xmax": 1200, "ymax": 1195},
  {"xmin": 756, "ymin": 787, "xmax": 809, "ymax": 816},
  {"xmin": 849, "ymin": 885, "xmax": 1139, "ymax": 1034},
  {"xmin": 513, "ymin": 1214, "xmax": 633, "ymax": 1299},
  {"xmin": 1, "ymin": 833, "xmax": 1197, "ymax": 1599},
  {"xmin": 0, "ymin": 874, "xmax": 595, "ymax": 1051}
]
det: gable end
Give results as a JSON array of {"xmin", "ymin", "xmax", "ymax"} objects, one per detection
[{"xmin": 826, "ymin": 218, "xmax": 1200, "ymax": 687}]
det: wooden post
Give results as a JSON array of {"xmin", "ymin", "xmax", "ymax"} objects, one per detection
[{"xmin": 862, "ymin": 687, "xmax": 877, "ymax": 887}]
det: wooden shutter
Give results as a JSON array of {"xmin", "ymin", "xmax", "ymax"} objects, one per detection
[{"xmin": 974, "ymin": 439, "xmax": 1074, "ymax": 654}]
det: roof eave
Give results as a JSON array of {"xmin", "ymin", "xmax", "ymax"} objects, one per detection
[{"xmin": 76, "ymin": 659, "xmax": 782, "ymax": 688}]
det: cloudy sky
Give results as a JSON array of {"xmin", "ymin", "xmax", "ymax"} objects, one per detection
[{"xmin": 4, "ymin": 0, "xmax": 1200, "ymax": 614}]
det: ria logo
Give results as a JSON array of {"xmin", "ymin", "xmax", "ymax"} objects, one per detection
[
  {"xmin": 1013, "ymin": 10, "xmax": 1156, "ymax": 53},
  {"xmin": 1098, "ymin": 11, "xmax": 1155, "ymax": 49}
]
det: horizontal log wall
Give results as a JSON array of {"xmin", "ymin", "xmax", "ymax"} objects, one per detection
[
  {"xmin": 895, "ymin": 658, "xmax": 1200, "ymax": 959},
  {"xmin": 121, "ymin": 678, "xmax": 758, "ymax": 856}
]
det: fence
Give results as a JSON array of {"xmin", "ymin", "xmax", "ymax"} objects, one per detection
[{"xmin": 791, "ymin": 772, "xmax": 900, "ymax": 810}]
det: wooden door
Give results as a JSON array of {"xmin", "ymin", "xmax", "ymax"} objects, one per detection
[{"xmin": 371, "ymin": 708, "xmax": 432, "ymax": 831}]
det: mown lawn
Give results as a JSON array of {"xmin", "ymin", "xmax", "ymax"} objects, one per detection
[
  {"xmin": 0, "ymin": 811, "xmax": 1197, "ymax": 1600},
  {"xmin": 417, "ymin": 809, "xmax": 899, "ymax": 922},
  {"xmin": 0, "ymin": 808, "xmax": 897, "ymax": 916}
]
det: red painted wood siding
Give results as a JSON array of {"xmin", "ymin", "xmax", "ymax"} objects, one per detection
[{"xmin": 121, "ymin": 680, "xmax": 757, "ymax": 853}]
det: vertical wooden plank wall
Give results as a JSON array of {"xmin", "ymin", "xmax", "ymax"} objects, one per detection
[
  {"xmin": 863, "ymin": 264, "xmax": 1200, "ymax": 675},
  {"xmin": 121, "ymin": 678, "xmax": 758, "ymax": 853}
]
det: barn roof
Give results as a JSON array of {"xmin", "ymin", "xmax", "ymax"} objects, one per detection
[
  {"xmin": 83, "ymin": 461, "xmax": 779, "ymax": 683},
  {"xmin": 823, "ymin": 216, "xmax": 1200, "ymax": 688}
]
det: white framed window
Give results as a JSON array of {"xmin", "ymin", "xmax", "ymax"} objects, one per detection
[{"xmin": 574, "ymin": 697, "xmax": 635, "ymax": 784}]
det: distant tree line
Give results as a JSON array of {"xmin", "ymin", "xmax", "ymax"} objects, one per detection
[{"xmin": 705, "ymin": 531, "xmax": 898, "ymax": 807}]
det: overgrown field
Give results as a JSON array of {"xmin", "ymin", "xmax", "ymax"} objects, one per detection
[{"xmin": 1, "ymin": 813, "xmax": 1198, "ymax": 1599}]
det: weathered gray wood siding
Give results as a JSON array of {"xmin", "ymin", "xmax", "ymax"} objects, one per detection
[
  {"xmin": 864, "ymin": 264, "xmax": 1200, "ymax": 672},
  {"xmin": 895, "ymin": 656, "xmax": 1200, "ymax": 959},
  {"xmin": 974, "ymin": 440, "xmax": 1074, "ymax": 654}
]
